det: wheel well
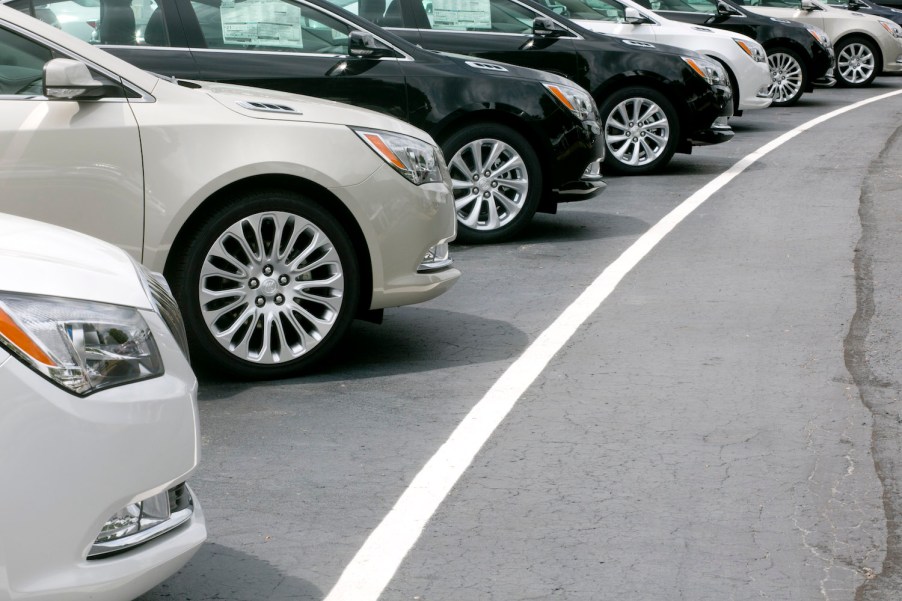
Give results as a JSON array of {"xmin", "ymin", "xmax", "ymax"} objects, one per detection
[
  {"xmin": 164, "ymin": 174, "xmax": 374, "ymax": 316},
  {"xmin": 834, "ymin": 33, "xmax": 883, "ymax": 67},
  {"xmin": 762, "ymin": 38, "xmax": 809, "ymax": 64},
  {"xmin": 430, "ymin": 110, "xmax": 555, "ymax": 209},
  {"xmin": 594, "ymin": 75, "xmax": 688, "ymax": 125}
]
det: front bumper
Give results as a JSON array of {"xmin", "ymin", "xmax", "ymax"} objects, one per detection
[
  {"xmin": 0, "ymin": 313, "xmax": 205, "ymax": 601},
  {"xmin": 545, "ymin": 116, "xmax": 607, "ymax": 209},
  {"xmin": 335, "ymin": 164, "xmax": 460, "ymax": 311},
  {"xmin": 688, "ymin": 116, "xmax": 735, "ymax": 146}
]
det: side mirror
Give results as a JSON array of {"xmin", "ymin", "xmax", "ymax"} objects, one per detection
[
  {"xmin": 532, "ymin": 16, "xmax": 570, "ymax": 37},
  {"xmin": 715, "ymin": 0, "xmax": 742, "ymax": 15},
  {"xmin": 348, "ymin": 31, "xmax": 396, "ymax": 58},
  {"xmin": 800, "ymin": 0, "xmax": 821, "ymax": 10},
  {"xmin": 847, "ymin": 0, "xmax": 863, "ymax": 9},
  {"xmin": 43, "ymin": 58, "xmax": 107, "ymax": 100},
  {"xmin": 624, "ymin": 6, "xmax": 654, "ymax": 23}
]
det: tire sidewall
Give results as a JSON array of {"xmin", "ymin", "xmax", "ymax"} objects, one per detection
[{"xmin": 170, "ymin": 189, "xmax": 360, "ymax": 379}]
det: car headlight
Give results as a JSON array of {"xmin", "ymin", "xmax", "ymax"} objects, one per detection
[
  {"xmin": 807, "ymin": 25, "xmax": 831, "ymax": 48},
  {"xmin": 0, "ymin": 292, "xmax": 163, "ymax": 395},
  {"xmin": 132, "ymin": 260, "xmax": 190, "ymax": 361},
  {"xmin": 682, "ymin": 56, "xmax": 728, "ymax": 86},
  {"xmin": 879, "ymin": 19, "xmax": 902, "ymax": 38},
  {"xmin": 734, "ymin": 38, "xmax": 766, "ymax": 63},
  {"xmin": 353, "ymin": 128, "xmax": 444, "ymax": 185},
  {"xmin": 543, "ymin": 82, "xmax": 596, "ymax": 120}
]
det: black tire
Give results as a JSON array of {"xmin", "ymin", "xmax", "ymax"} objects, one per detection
[
  {"xmin": 168, "ymin": 189, "xmax": 360, "ymax": 380},
  {"xmin": 441, "ymin": 123, "xmax": 543, "ymax": 244},
  {"xmin": 834, "ymin": 36, "xmax": 879, "ymax": 88},
  {"xmin": 599, "ymin": 86, "xmax": 680, "ymax": 175},
  {"xmin": 766, "ymin": 47, "xmax": 807, "ymax": 107}
]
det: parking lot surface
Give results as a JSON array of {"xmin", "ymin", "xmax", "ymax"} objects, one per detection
[{"xmin": 139, "ymin": 77, "xmax": 902, "ymax": 601}]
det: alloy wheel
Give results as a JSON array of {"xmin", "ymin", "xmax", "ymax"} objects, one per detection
[
  {"xmin": 604, "ymin": 97, "xmax": 670, "ymax": 168},
  {"xmin": 198, "ymin": 210, "xmax": 345, "ymax": 365},
  {"xmin": 448, "ymin": 139, "xmax": 529, "ymax": 232},
  {"xmin": 768, "ymin": 52, "xmax": 804, "ymax": 105},
  {"xmin": 837, "ymin": 42, "xmax": 876, "ymax": 85}
]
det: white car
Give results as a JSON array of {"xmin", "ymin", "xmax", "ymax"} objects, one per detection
[
  {"xmin": 0, "ymin": 212, "xmax": 205, "ymax": 601},
  {"xmin": 746, "ymin": 0, "xmax": 902, "ymax": 86},
  {"xmin": 0, "ymin": 5, "xmax": 460, "ymax": 379},
  {"xmin": 541, "ymin": 0, "xmax": 773, "ymax": 112}
]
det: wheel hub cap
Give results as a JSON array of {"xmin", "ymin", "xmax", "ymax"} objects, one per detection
[{"xmin": 604, "ymin": 97, "xmax": 669, "ymax": 167}]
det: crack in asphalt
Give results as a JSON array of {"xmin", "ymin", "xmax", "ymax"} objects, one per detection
[{"xmin": 849, "ymin": 124, "xmax": 902, "ymax": 601}]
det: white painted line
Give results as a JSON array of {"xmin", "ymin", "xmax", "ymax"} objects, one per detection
[{"xmin": 324, "ymin": 88, "xmax": 902, "ymax": 601}]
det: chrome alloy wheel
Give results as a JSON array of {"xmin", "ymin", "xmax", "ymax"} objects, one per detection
[
  {"xmin": 604, "ymin": 98, "xmax": 670, "ymax": 167},
  {"xmin": 837, "ymin": 42, "xmax": 876, "ymax": 85},
  {"xmin": 449, "ymin": 139, "xmax": 528, "ymax": 232},
  {"xmin": 198, "ymin": 211, "xmax": 345, "ymax": 364},
  {"xmin": 768, "ymin": 52, "xmax": 804, "ymax": 104}
]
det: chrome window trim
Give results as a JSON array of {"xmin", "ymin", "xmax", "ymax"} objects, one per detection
[
  {"xmin": 416, "ymin": 27, "xmax": 584, "ymax": 39},
  {"xmin": 0, "ymin": 21, "xmax": 156, "ymax": 102},
  {"xmin": 187, "ymin": 45, "xmax": 414, "ymax": 60}
]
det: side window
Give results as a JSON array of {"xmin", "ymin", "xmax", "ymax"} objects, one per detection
[
  {"xmin": 428, "ymin": 0, "xmax": 535, "ymax": 33},
  {"xmin": 648, "ymin": 0, "xmax": 708, "ymax": 11},
  {"xmin": 189, "ymin": 0, "xmax": 352, "ymax": 54},
  {"xmin": 8, "ymin": 0, "xmax": 169, "ymax": 46},
  {"xmin": 578, "ymin": 0, "xmax": 626, "ymax": 21},
  {"xmin": 0, "ymin": 27, "xmax": 53, "ymax": 96}
]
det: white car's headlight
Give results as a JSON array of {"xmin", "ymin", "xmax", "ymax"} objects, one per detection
[
  {"xmin": 807, "ymin": 26, "xmax": 831, "ymax": 48},
  {"xmin": 0, "ymin": 293, "xmax": 163, "ymax": 395},
  {"xmin": 543, "ymin": 82, "xmax": 596, "ymax": 120},
  {"xmin": 734, "ymin": 38, "xmax": 767, "ymax": 63},
  {"xmin": 353, "ymin": 128, "xmax": 445, "ymax": 185},
  {"xmin": 879, "ymin": 19, "xmax": 902, "ymax": 38},
  {"xmin": 683, "ymin": 56, "xmax": 728, "ymax": 86}
]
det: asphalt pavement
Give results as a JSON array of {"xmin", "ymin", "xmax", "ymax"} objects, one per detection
[{"xmin": 138, "ymin": 76, "xmax": 902, "ymax": 601}]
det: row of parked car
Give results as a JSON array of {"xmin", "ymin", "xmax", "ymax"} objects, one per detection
[
  {"xmin": 1, "ymin": 0, "xmax": 901, "ymax": 597},
  {"xmin": 4, "ymin": 0, "xmax": 902, "ymax": 385}
]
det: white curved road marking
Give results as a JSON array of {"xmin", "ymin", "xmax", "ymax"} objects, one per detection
[{"xmin": 325, "ymin": 88, "xmax": 902, "ymax": 601}]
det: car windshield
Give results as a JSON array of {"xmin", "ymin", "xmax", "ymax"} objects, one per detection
[{"xmin": 536, "ymin": 0, "xmax": 633, "ymax": 21}]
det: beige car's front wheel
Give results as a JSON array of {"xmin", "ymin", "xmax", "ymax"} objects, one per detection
[{"xmin": 170, "ymin": 190, "xmax": 360, "ymax": 379}]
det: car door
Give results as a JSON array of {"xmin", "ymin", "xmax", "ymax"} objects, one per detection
[
  {"xmin": 175, "ymin": 0, "xmax": 408, "ymax": 121},
  {"xmin": 0, "ymin": 22, "xmax": 145, "ymax": 259},
  {"xmin": 6, "ymin": 0, "xmax": 201, "ymax": 78},
  {"xmin": 383, "ymin": 0, "xmax": 580, "ymax": 79}
]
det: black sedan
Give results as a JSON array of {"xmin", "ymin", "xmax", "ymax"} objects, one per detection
[
  {"xmin": 330, "ymin": 0, "xmax": 735, "ymax": 174},
  {"xmin": 653, "ymin": 0, "xmax": 836, "ymax": 106},
  {"xmin": 11, "ymin": 0, "xmax": 607, "ymax": 244}
]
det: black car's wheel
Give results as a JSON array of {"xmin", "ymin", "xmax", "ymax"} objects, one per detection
[
  {"xmin": 600, "ymin": 87, "xmax": 679, "ymax": 175},
  {"xmin": 441, "ymin": 123, "xmax": 543, "ymax": 244},
  {"xmin": 767, "ymin": 47, "xmax": 807, "ymax": 107},
  {"xmin": 169, "ymin": 189, "xmax": 360, "ymax": 379},
  {"xmin": 834, "ymin": 37, "xmax": 879, "ymax": 87}
]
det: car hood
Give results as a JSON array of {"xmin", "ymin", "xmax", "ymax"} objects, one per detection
[
  {"xmin": 0, "ymin": 214, "xmax": 150, "ymax": 309},
  {"xmin": 174, "ymin": 79, "xmax": 439, "ymax": 146},
  {"xmin": 433, "ymin": 50, "xmax": 576, "ymax": 86}
]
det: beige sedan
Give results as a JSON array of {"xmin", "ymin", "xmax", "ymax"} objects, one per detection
[
  {"xmin": 0, "ymin": 5, "xmax": 460, "ymax": 379},
  {"xmin": 746, "ymin": 0, "xmax": 902, "ymax": 86}
]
